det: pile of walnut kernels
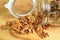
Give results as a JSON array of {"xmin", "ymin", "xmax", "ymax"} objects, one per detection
[{"xmin": 0, "ymin": 9, "xmax": 49, "ymax": 39}]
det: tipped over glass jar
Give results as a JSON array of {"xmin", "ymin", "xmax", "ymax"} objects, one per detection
[{"xmin": 4, "ymin": 0, "xmax": 60, "ymax": 26}]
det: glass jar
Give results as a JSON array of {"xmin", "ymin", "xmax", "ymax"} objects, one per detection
[{"xmin": 5, "ymin": 0, "xmax": 60, "ymax": 26}]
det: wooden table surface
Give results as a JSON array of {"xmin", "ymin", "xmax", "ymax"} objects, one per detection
[{"xmin": 0, "ymin": 0, "xmax": 60, "ymax": 40}]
